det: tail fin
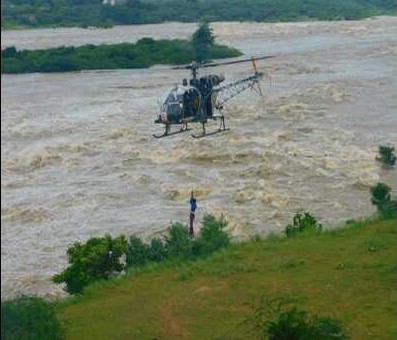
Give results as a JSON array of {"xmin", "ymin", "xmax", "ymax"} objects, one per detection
[{"xmin": 251, "ymin": 55, "xmax": 258, "ymax": 72}]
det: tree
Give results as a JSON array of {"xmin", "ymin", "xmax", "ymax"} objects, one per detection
[
  {"xmin": 1, "ymin": 296, "xmax": 63, "ymax": 339},
  {"xmin": 126, "ymin": 235, "xmax": 149, "ymax": 267},
  {"xmin": 193, "ymin": 214, "xmax": 229, "ymax": 256},
  {"xmin": 245, "ymin": 297, "xmax": 348, "ymax": 339},
  {"xmin": 284, "ymin": 210, "xmax": 323, "ymax": 237},
  {"xmin": 53, "ymin": 234, "xmax": 128, "ymax": 294},
  {"xmin": 376, "ymin": 144, "xmax": 396, "ymax": 166},
  {"xmin": 165, "ymin": 222, "xmax": 193, "ymax": 258},
  {"xmin": 370, "ymin": 182, "xmax": 397, "ymax": 218},
  {"xmin": 191, "ymin": 21, "xmax": 215, "ymax": 62}
]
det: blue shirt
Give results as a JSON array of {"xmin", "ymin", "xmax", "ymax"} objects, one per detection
[{"xmin": 190, "ymin": 198, "xmax": 197, "ymax": 213}]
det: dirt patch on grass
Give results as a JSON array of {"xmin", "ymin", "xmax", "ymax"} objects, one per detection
[{"xmin": 158, "ymin": 302, "xmax": 189, "ymax": 339}]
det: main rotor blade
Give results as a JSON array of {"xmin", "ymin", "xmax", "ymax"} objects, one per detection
[
  {"xmin": 171, "ymin": 55, "xmax": 274, "ymax": 70},
  {"xmin": 171, "ymin": 61, "xmax": 199, "ymax": 70},
  {"xmin": 201, "ymin": 55, "xmax": 275, "ymax": 68}
]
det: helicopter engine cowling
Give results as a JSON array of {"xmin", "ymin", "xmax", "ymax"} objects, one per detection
[{"xmin": 209, "ymin": 74, "xmax": 225, "ymax": 86}]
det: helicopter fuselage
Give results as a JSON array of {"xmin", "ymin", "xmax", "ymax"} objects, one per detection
[
  {"xmin": 152, "ymin": 55, "xmax": 272, "ymax": 138},
  {"xmin": 155, "ymin": 74, "xmax": 225, "ymax": 125}
]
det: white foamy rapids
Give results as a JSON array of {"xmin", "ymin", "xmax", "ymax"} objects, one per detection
[
  {"xmin": 1, "ymin": 273, "xmax": 68, "ymax": 301},
  {"xmin": 107, "ymin": 127, "xmax": 137, "ymax": 140},
  {"xmin": 3, "ymin": 141, "xmax": 95, "ymax": 173},
  {"xmin": 1, "ymin": 205, "xmax": 55, "ymax": 224},
  {"xmin": 6, "ymin": 147, "xmax": 62, "ymax": 172},
  {"xmin": 160, "ymin": 183, "xmax": 212, "ymax": 201}
]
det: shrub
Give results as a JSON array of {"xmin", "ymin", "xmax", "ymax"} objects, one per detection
[
  {"xmin": 246, "ymin": 297, "xmax": 348, "ymax": 339},
  {"xmin": 147, "ymin": 237, "xmax": 167, "ymax": 262},
  {"xmin": 370, "ymin": 182, "xmax": 397, "ymax": 218},
  {"xmin": 1, "ymin": 296, "xmax": 63, "ymax": 340},
  {"xmin": 376, "ymin": 144, "xmax": 396, "ymax": 166},
  {"xmin": 285, "ymin": 211, "xmax": 323, "ymax": 237},
  {"xmin": 2, "ymin": 46, "xmax": 18, "ymax": 58},
  {"xmin": 193, "ymin": 214, "xmax": 230, "ymax": 256},
  {"xmin": 52, "ymin": 234, "xmax": 128, "ymax": 294},
  {"xmin": 126, "ymin": 235, "xmax": 149, "ymax": 268},
  {"xmin": 53, "ymin": 215, "xmax": 231, "ymax": 294},
  {"xmin": 267, "ymin": 310, "xmax": 348, "ymax": 339},
  {"xmin": 165, "ymin": 222, "xmax": 193, "ymax": 258}
]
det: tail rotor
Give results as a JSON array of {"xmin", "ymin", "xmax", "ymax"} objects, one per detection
[
  {"xmin": 251, "ymin": 55, "xmax": 264, "ymax": 96},
  {"xmin": 251, "ymin": 54, "xmax": 274, "ymax": 96}
]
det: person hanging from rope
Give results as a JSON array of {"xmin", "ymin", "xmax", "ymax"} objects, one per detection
[{"xmin": 189, "ymin": 189, "xmax": 197, "ymax": 238}]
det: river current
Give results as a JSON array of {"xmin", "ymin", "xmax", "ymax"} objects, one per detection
[{"xmin": 1, "ymin": 17, "xmax": 396, "ymax": 299}]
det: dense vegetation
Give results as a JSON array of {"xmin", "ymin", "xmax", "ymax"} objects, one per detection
[
  {"xmin": 52, "ymin": 234, "xmax": 128, "ymax": 294},
  {"xmin": 1, "ymin": 37, "xmax": 242, "ymax": 74},
  {"xmin": 246, "ymin": 298, "xmax": 348, "ymax": 339},
  {"xmin": 2, "ymin": 0, "xmax": 396, "ymax": 29},
  {"xmin": 53, "ymin": 214, "xmax": 230, "ymax": 294},
  {"xmin": 377, "ymin": 143, "xmax": 397, "ymax": 166},
  {"xmin": 371, "ymin": 182, "xmax": 397, "ymax": 219},
  {"xmin": 1, "ymin": 296, "xmax": 63, "ymax": 339},
  {"xmin": 284, "ymin": 210, "xmax": 323, "ymax": 237}
]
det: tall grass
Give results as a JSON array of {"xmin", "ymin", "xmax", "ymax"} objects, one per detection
[{"xmin": 1, "ymin": 296, "xmax": 63, "ymax": 340}]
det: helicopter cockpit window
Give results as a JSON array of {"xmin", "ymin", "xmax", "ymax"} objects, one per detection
[{"xmin": 162, "ymin": 87, "xmax": 185, "ymax": 122}]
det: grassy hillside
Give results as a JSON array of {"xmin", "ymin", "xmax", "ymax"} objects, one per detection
[
  {"xmin": 57, "ymin": 219, "xmax": 396, "ymax": 339},
  {"xmin": 2, "ymin": 0, "xmax": 396, "ymax": 29}
]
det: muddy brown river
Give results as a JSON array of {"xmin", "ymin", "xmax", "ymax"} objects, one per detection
[{"xmin": 1, "ymin": 17, "xmax": 396, "ymax": 299}]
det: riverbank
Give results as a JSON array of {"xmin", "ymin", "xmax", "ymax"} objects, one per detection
[
  {"xmin": 1, "ymin": 38, "xmax": 241, "ymax": 74},
  {"xmin": 2, "ymin": 0, "xmax": 395, "ymax": 30},
  {"xmin": 54, "ymin": 217, "xmax": 395, "ymax": 338}
]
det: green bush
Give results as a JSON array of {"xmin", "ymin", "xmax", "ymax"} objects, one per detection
[
  {"xmin": 1, "ymin": 296, "xmax": 63, "ymax": 340},
  {"xmin": 165, "ymin": 222, "xmax": 193, "ymax": 258},
  {"xmin": 246, "ymin": 297, "xmax": 348, "ymax": 339},
  {"xmin": 371, "ymin": 182, "xmax": 397, "ymax": 219},
  {"xmin": 147, "ymin": 237, "xmax": 167, "ymax": 262},
  {"xmin": 126, "ymin": 236, "xmax": 167, "ymax": 269},
  {"xmin": 53, "ymin": 215, "xmax": 231, "ymax": 294},
  {"xmin": 376, "ymin": 144, "xmax": 396, "ymax": 166},
  {"xmin": 126, "ymin": 235, "xmax": 149, "ymax": 268},
  {"xmin": 52, "ymin": 234, "xmax": 128, "ymax": 294},
  {"xmin": 193, "ymin": 214, "xmax": 230, "ymax": 256},
  {"xmin": 267, "ymin": 310, "xmax": 348, "ymax": 339},
  {"xmin": 285, "ymin": 211, "xmax": 323, "ymax": 237}
]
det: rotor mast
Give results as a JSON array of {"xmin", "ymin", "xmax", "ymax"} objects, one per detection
[
  {"xmin": 173, "ymin": 55, "xmax": 273, "ymax": 85},
  {"xmin": 191, "ymin": 63, "xmax": 198, "ymax": 81}
]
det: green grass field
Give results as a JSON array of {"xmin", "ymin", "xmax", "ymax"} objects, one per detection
[{"xmin": 57, "ymin": 219, "xmax": 396, "ymax": 339}]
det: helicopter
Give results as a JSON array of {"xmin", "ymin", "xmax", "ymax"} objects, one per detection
[{"xmin": 153, "ymin": 55, "xmax": 274, "ymax": 138}]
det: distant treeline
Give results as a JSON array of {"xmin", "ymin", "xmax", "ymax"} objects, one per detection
[
  {"xmin": 1, "ymin": 38, "xmax": 242, "ymax": 74},
  {"xmin": 2, "ymin": 0, "xmax": 396, "ymax": 29}
]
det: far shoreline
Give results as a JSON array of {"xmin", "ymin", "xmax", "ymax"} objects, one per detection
[{"xmin": 2, "ymin": 15, "xmax": 396, "ymax": 51}]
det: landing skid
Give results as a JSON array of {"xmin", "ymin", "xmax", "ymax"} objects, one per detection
[
  {"xmin": 192, "ymin": 115, "xmax": 229, "ymax": 138},
  {"xmin": 192, "ymin": 128, "xmax": 230, "ymax": 139},
  {"xmin": 152, "ymin": 127, "xmax": 192, "ymax": 138}
]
